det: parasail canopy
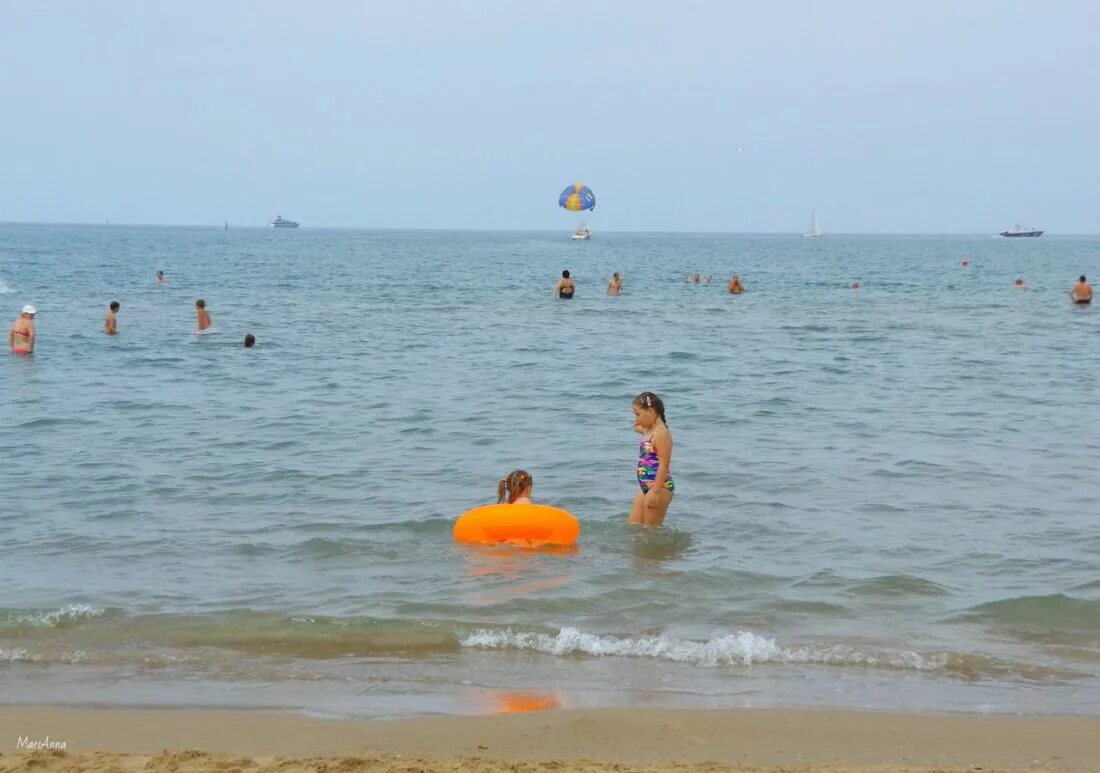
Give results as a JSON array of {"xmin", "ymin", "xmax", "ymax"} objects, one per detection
[{"xmin": 559, "ymin": 183, "xmax": 595, "ymax": 212}]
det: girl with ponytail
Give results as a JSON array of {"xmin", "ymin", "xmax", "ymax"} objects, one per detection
[
  {"xmin": 497, "ymin": 470, "xmax": 534, "ymax": 505},
  {"xmin": 631, "ymin": 391, "xmax": 674, "ymax": 526}
]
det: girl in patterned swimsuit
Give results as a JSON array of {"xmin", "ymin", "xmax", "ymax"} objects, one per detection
[{"xmin": 630, "ymin": 391, "xmax": 674, "ymax": 526}]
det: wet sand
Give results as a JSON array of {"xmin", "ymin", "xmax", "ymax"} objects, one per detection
[{"xmin": 2, "ymin": 706, "xmax": 1099, "ymax": 772}]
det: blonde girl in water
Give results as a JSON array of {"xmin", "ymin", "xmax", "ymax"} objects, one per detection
[
  {"xmin": 631, "ymin": 392, "xmax": 674, "ymax": 526},
  {"xmin": 497, "ymin": 470, "xmax": 533, "ymax": 505}
]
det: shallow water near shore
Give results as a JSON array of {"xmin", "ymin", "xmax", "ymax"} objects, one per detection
[{"xmin": 1, "ymin": 224, "xmax": 1099, "ymax": 717}]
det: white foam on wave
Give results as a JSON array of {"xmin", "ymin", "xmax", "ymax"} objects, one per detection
[
  {"xmin": 7, "ymin": 604, "xmax": 107, "ymax": 628},
  {"xmin": 460, "ymin": 626, "xmax": 946, "ymax": 672},
  {"xmin": 0, "ymin": 648, "xmax": 88, "ymax": 664},
  {"xmin": 0, "ymin": 278, "xmax": 13, "ymax": 294}
]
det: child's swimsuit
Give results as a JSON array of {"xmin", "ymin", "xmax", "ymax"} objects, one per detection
[{"xmin": 637, "ymin": 435, "xmax": 675, "ymax": 493}]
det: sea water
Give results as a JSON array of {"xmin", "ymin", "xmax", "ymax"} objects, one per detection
[{"xmin": 1, "ymin": 224, "xmax": 1098, "ymax": 717}]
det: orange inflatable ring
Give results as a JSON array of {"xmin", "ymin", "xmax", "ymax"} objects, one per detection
[{"xmin": 454, "ymin": 504, "xmax": 579, "ymax": 547}]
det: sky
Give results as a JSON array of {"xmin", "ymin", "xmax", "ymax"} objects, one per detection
[{"xmin": 1, "ymin": 0, "xmax": 1097, "ymax": 233}]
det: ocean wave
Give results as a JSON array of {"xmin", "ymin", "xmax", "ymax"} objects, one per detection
[
  {"xmin": 957, "ymin": 594, "xmax": 1100, "ymax": 642},
  {"xmin": 3, "ymin": 605, "xmax": 109, "ymax": 629},
  {"xmin": 460, "ymin": 626, "xmax": 947, "ymax": 672},
  {"xmin": 0, "ymin": 647, "xmax": 87, "ymax": 663},
  {"xmin": 0, "ymin": 278, "xmax": 13, "ymax": 294},
  {"xmin": 852, "ymin": 574, "xmax": 951, "ymax": 597}
]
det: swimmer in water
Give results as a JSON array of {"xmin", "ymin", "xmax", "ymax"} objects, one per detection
[
  {"xmin": 1013, "ymin": 278, "xmax": 1026, "ymax": 289},
  {"xmin": 1069, "ymin": 275, "xmax": 1092, "ymax": 305},
  {"xmin": 8, "ymin": 305, "xmax": 36, "ymax": 354},
  {"xmin": 195, "ymin": 299, "xmax": 212, "ymax": 333},
  {"xmin": 156, "ymin": 271, "xmax": 165, "ymax": 283},
  {"xmin": 704, "ymin": 275, "xmax": 712, "ymax": 285},
  {"xmin": 693, "ymin": 273, "xmax": 702, "ymax": 285},
  {"xmin": 243, "ymin": 333, "xmax": 256, "ymax": 348},
  {"xmin": 607, "ymin": 272, "xmax": 623, "ymax": 296},
  {"xmin": 851, "ymin": 282, "xmax": 861, "ymax": 290},
  {"xmin": 630, "ymin": 391, "xmax": 674, "ymax": 527},
  {"xmin": 727, "ymin": 275, "xmax": 745, "ymax": 294},
  {"xmin": 554, "ymin": 270, "xmax": 575, "ymax": 299},
  {"xmin": 497, "ymin": 470, "xmax": 533, "ymax": 505},
  {"xmin": 105, "ymin": 301, "xmax": 120, "ymax": 335}
]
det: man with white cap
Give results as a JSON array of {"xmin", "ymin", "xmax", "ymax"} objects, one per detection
[{"xmin": 9, "ymin": 305, "xmax": 36, "ymax": 354}]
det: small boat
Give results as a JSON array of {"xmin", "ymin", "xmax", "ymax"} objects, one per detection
[
  {"xmin": 269, "ymin": 215, "xmax": 299, "ymax": 229},
  {"xmin": 803, "ymin": 211, "xmax": 823, "ymax": 237},
  {"xmin": 999, "ymin": 224, "xmax": 1043, "ymax": 238},
  {"xmin": 571, "ymin": 224, "xmax": 592, "ymax": 240}
]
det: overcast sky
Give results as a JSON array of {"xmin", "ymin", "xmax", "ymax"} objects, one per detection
[{"xmin": 1, "ymin": 0, "xmax": 1097, "ymax": 233}]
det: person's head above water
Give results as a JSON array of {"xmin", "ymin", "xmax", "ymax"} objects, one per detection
[
  {"xmin": 632, "ymin": 391, "xmax": 668, "ymax": 431},
  {"xmin": 1014, "ymin": 278, "xmax": 1024, "ymax": 286},
  {"xmin": 1080, "ymin": 275, "xmax": 1088, "ymax": 283},
  {"xmin": 497, "ymin": 469, "xmax": 533, "ymax": 504},
  {"xmin": 196, "ymin": 299, "xmax": 205, "ymax": 308},
  {"xmin": 613, "ymin": 272, "xmax": 620, "ymax": 279},
  {"xmin": 243, "ymin": 333, "xmax": 255, "ymax": 348},
  {"xmin": 562, "ymin": 270, "xmax": 571, "ymax": 279},
  {"xmin": 109, "ymin": 301, "xmax": 120, "ymax": 312}
]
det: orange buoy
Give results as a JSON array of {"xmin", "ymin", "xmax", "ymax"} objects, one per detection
[{"xmin": 454, "ymin": 504, "xmax": 579, "ymax": 547}]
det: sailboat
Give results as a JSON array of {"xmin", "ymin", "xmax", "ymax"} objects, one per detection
[{"xmin": 803, "ymin": 211, "xmax": 823, "ymax": 238}]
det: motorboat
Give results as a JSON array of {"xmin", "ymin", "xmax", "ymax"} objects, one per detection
[{"xmin": 999, "ymin": 224, "xmax": 1042, "ymax": 237}]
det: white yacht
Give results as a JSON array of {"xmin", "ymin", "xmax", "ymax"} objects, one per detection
[
  {"xmin": 269, "ymin": 215, "xmax": 299, "ymax": 229},
  {"xmin": 999, "ymin": 224, "xmax": 1043, "ymax": 238},
  {"xmin": 803, "ymin": 211, "xmax": 823, "ymax": 237},
  {"xmin": 571, "ymin": 224, "xmax": 592, "ymax": 240}
]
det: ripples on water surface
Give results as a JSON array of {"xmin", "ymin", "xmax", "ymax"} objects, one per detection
[{"xmin": 1, "ymin": 224, "xmax": 1098, "ymax": 716}]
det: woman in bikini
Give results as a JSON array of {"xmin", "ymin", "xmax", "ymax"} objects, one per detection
[
  {"xmin": 554, "ymin": 270, "xmax": 576, "ymax": 299},
  {"xmin": 9, "ymin": 305, "xmax": 36, "ymax": 354}
]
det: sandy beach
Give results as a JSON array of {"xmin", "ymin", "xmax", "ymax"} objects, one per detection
[{"xmin": 2, "ymin": 707, "xmax": 1099, "ymax": 772}]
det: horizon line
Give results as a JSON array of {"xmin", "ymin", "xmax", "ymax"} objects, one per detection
[{"xmin": 1, "ymin": 220, "xmax": 1095, "ymax": 238}]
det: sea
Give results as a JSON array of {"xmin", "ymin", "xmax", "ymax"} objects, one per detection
[{"xmin": 1, "ymin": 223, "xmax": 1098, "ymax": 719}]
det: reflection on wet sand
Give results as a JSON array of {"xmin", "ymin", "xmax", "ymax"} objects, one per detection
[{"xmin": 493, "ymin": 691, "xmax": 563, "ymax": 714}]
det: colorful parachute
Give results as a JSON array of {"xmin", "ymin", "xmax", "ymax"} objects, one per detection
[{"xmin": 559, "ymin": 184, "xmax": 595, "ymax": 212}]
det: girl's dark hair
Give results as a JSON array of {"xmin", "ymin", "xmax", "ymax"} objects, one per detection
[
  {"xmin": 562, "ymin": 270, "xmax": 571, "ymax": 278},
  {"xmin": 196, "ymin": 299, "xmax": 206, "ymax": 308},
  {"xmin": 497, "ymin": 470, "xmax": 533, "ymax": 504},
  {"xmin": 633, "ymin": 391, "xmax": 667, "ymax": 426}
]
